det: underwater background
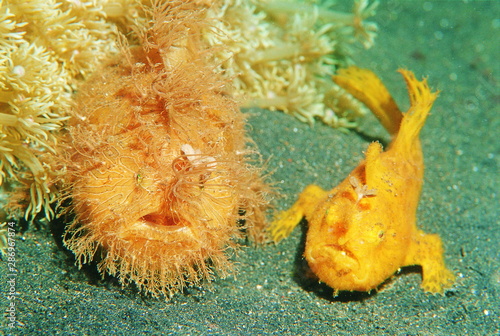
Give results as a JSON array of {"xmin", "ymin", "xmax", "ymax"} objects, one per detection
[{"xmin": 1, "ymin": 0, "xmax": 498, "ymax": 335}]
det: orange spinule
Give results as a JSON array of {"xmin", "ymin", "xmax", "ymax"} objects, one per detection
[{"xmin": 60, "ymin": 2, "xmax": 269, "ymax": 299}]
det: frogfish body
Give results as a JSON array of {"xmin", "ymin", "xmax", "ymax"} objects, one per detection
[
  {"xmin": 60, "ymin": 2, "xmax": 269, "ymax": 299},
  {"xmin": 270, "ymin": 66, "xmax": 454, "ymax": 294}
]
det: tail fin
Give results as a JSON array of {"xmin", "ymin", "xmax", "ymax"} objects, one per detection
[
  {"xmin": 392, "ymin": 69, "xmax": 439, "ymax": 150},
  {"xmin": 333, "ymin": 66, "xmax": 402, "ymax": 135}
]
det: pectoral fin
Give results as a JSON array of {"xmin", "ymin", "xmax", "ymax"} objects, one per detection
[
  {"xmin": 268, "ymin": 184, "xmax": 327, "ymax": 242},
  {"xmin": 404, "ymin": 230, "xmax": 454, "ymax": 294}
]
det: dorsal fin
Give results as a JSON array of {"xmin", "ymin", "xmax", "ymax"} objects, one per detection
[
  {"xmin": 364, "ymin": 141, "xmax": 383, "ymax": 186},
  {"xmin": 390, "ymin": 69, "xmax": 439, "ymax": 152}
]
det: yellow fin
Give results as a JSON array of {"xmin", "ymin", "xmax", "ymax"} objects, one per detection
[
  {"xmin": 268, "ymin": 184, "xmax": 327, "ymax": 243},
  {"xmin": 391, "ymin": 69, "xmax": 439, "ymax": 152},
  {"xmin": 333, "ymin": 66, "xmax": 402, "ymax": 135},
  {"xmin": 404, "ymin": 230, "xmax": 454, "ymax": 294},
  {"xmin": 364, "ymin": 141, "xmax": 383, "ymax": 185}
]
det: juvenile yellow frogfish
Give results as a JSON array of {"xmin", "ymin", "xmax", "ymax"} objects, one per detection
[{"xmin": 269, "ymin": 66, "xmax": 454, "ymax": 294}]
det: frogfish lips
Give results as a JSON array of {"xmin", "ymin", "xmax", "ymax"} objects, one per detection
[
  {"xmin": 305, "ymin": 244, "xmax": 358, "ymax": 281},
  {"xmin": 306, "ymin": 243, "xmax": 387, "ymax": 292}
]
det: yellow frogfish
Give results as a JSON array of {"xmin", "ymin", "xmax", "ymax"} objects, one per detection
[{"xmin": 269, "ymin": 66, "xmax": 454, "ymax": 294}]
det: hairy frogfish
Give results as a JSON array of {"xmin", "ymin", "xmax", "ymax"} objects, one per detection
[
  {"xmin": 269, "ymin": 66, "xmax": 454, "ymax": 294},
  {"xmin": 59, "ymin": 2, "xmax": 269, "ymax": 299}
]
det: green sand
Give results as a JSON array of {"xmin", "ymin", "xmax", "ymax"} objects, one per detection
[{"xmin": 1, "ymin": 1, "xmax": 498, "ymax": 335}]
